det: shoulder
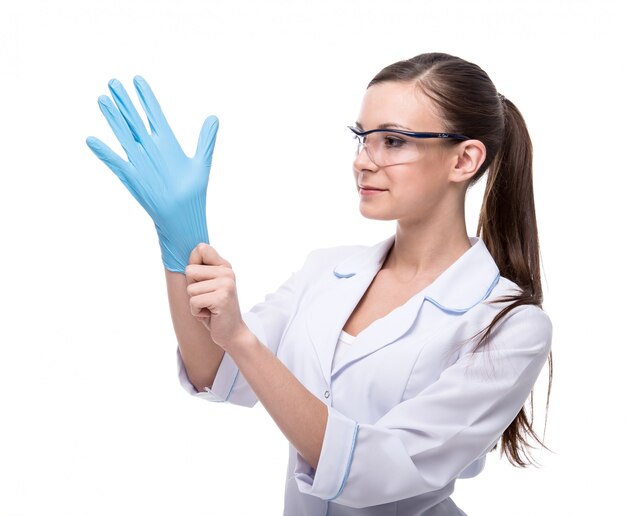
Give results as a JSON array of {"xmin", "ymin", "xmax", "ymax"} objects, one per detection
[
  {"xmin": 489, "ymin": 276, "xmax": 552, "ymax": 325},
  {"xmin": 474, "ymin": 275, "xmax": 553, "ymax": 354}
]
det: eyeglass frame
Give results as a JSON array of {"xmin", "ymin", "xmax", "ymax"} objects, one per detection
[
  {"xmin": 347, "ymin": 126, "xmax": 472, "ymax": 167},
  {"xmin": 348, "ymin": 125, "xmax": 471, "ymax": 143}
]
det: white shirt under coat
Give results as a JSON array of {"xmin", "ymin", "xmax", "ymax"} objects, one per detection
[{"xmin": 178, "ymin": 234, "xmax": 553, "ymax": 515}]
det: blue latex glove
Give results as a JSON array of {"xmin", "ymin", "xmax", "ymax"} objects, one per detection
[{"xmin": 86, "ymin": 76, "xmax": 219, "ymax": 272}]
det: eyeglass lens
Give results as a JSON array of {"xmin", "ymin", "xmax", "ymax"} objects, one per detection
[{"xmin": 353, "ymin": 131, "xmax": 422, "ymax": 167}]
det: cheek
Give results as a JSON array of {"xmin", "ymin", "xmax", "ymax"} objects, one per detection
[
  {"xmin": 391, "ymin": 162, "xmax": 449, "ymax": 211},
  {"xmin": 400, "ymin": 153, "xmax": 446, "ymax": 191}
]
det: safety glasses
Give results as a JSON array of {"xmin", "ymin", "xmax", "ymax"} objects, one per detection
[{"xmin": 348, "ymin": 126, "xmax": 470, "ymax": 167}]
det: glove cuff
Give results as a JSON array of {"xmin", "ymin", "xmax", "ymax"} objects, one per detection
[
  {"xmin": 154, "ymin": 194, "xmax": 210, "ymax": 272},
  {"xmin": 157, "ymin": 222, "xmax": 209, "ymax": 273}
]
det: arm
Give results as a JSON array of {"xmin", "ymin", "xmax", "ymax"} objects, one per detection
[
  {"xmin": 180, "ymin": 244, "xmax": 313, "ymax": 408},
  {"xmin": 184, "ymin": 243, "xmax": 327, "ymax": 468},
  {"xmin": 86, "ymin": 77, "xmax": 223, "ymax": 390},
  {"xmin": 165, "ymin": 269, "xmax": 225, "ymax": 392},
  {"xmin": 227, "ymin": 331, "xmax": 328, "ymax": 470}
]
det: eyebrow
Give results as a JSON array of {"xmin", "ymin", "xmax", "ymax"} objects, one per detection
[{"xmin": 354, "ymin": 121, "xmax": 414, "ymax": 131}]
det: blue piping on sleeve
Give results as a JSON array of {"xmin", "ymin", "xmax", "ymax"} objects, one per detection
[
  {"xmin": 223, "ymin": 369, "xmax": 239, "ymax": 402},
  {"xmin": 328, "ymin": 422, "xmax": 360, "ymax": 501},
  {"xmin": 203, "ymin": 367, "xmax": 239, "ymax": 403},
  {"xmin": 425, "ymin": 272, "xmax": 500, "ymax": 314},
  {"xmin": 334, "ymin": 271, "xmax": 356, "ymax": 279}
]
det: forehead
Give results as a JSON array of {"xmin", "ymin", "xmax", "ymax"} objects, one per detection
[{"xmin": 357, "ymin": 81, "xmax": 442, "ymax": 130}]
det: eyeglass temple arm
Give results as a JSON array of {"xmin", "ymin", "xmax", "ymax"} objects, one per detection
[{"xmin": 347, "ymin": 126, "xmax": 470, "ymax": 141}]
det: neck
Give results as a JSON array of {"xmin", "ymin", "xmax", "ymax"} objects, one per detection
[{"xmin": 383, "ymin": 217, "xmax": 472, "ymax": 282}]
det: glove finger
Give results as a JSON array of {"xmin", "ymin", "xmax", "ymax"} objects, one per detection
[
  {"xmin": 133, "ymin": 75, "xmax": 177, "ymax": 140},
  {"xmin": 107, "ymin": 78, "xmax": 151, "ymax": 145},
  {"xmin": 85, "ymin": 135, "xmax": 131, "ymax": 180},
  {"xmin": 86, "ymin": 136, "xmax": 150, "ymax": 213},
  {"xmin": 194, "ymin": 115, "xmax": 219, "ymax": 167},
  {"xmin": 97, "ymin": 95, "xmax": 142, "ymax": 165}
]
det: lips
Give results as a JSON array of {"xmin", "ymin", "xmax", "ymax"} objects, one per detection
[{"xmin": 359, "ymin": 185, "xmax": 386, "ymax": 190}]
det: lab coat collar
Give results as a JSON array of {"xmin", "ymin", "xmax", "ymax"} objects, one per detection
[
  {"xmin": 306, "ymin": 234, "xmax": 501, "ymax": 385},
  {"xmin": 332, "ymin": 234, "xmax": 500, "ymax": 314}
]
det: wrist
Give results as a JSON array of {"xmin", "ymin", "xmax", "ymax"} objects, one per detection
[
  {"xmin": 152, "ymin": 189, "xmax": 209, "ymax": 272},
  {"xmin": 156, "ymin": 221, "xmax": 209, "ymax": 273},
  {"xmin": 225, "ymin": 327, "xmax": 259, "ymax": 359}
]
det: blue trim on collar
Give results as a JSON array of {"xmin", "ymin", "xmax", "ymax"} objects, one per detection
[
  {"xmin": 331, "ymin": 235, "xmax": 501, "ymax": 314},
  {"xmin": 424, "ymin": 271, "xmax": 501, "ymax": 314},
  {"xmin": 333, "ymin": 271, "xmax": 356, "ymax": 279}
]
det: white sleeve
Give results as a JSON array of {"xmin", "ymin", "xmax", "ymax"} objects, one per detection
[
  {"xmin": 177, "ymin": 251, "xmax": 313, "ymax": 408},
  {"xmin": 293, "ymin": 305, "xmax": 553, "ymax": 508}
]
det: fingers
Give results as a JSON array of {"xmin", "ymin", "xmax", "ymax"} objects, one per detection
[
  {"xmin": 186, "ymin": 274, "xmax": 231, "ymax": 298},
  {"xmin": 187, "ymin": 277, "xmax": 234, "ymax": 317},
  {"xmin": 187, "ymin": 243, "xmax": 232, "ymax": 268},
  {"xmin": 85, "ymin": 135, "xmax": 146, "ymax": 207},
  {"xmin": 189, "ymin": 293, "xmax": 213, "ymax": 318},
  {"xmin": 188, "ymin": 289, "xmax": 234, "ymax": 318},
  {"xmin": 194, "ymin": 115, "xmax": 219, "ymax": 168},
  {"xmin": 107, "ymin": 78, "xmax": 151, "ymax": 146},
  {"xmin": 96, "ymin": 94, "xmax": 142, "ymax": 165},
  {"xmin": 185, "ymin": 263, "xmax": 234, "ymax": 287},
  {"xmin": 85, "ymin": 135, "xmax": 130, "ymax": 179},
  {"xmin": 133, "ymin": 75, "xmax": 176, "ymax": 140},
  {"xmin": 186, "ymin": 244, "xmax": 233, "ymax": 290}
]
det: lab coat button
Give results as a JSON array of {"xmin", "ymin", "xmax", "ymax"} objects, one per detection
[{"xmin": 324, "ymin": 390, "xmax": 330, "ymax": 398}]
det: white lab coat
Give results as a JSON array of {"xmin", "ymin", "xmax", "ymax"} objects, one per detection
[{"xmin": 178, "ymin": 235, "xmax": 552, "ymax": 515}]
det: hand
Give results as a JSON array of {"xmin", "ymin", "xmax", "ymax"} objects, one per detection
[
  {"xmin": 185, "ymin": 243, "xmax": 250, "ymax": 352},
  {"xmin": 85, "ymin": 76, "xmax": 219, "ymax": 272}
]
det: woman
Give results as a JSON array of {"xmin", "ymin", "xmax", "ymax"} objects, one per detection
[{"xmin": 86, "ymin": 52, "xmax": 553, "ymax": 515}]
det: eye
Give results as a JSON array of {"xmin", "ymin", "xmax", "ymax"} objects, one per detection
[{"xmin": 382, "ymin": 135, "xmax": 407, "ymax": 148}]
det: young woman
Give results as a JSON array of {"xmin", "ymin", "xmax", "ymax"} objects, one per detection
[{"xmin": 87, "ymin": 52, "xmax": 553, "ymax": 516}]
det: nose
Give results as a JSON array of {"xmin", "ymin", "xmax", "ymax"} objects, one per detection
[{"xmin": 353, "ymin": 144, "xmax": 379, "ymax": 172}]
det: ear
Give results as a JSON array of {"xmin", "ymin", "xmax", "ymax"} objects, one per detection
[{"xmin": 449, "ymin": 139, "xmax": 487, "ymax": 184}]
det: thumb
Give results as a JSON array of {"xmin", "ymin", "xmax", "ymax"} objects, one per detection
[{"xmin": 194, "ymin": 115, "xmax": 219, "ymax": 167}]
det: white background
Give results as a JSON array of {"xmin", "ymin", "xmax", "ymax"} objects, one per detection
[{"xmin": 1, "ymin": 0, "xmax": 624, "ymax": 514}]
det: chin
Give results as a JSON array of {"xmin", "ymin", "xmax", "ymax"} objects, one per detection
[{"xmin": 358, "ymin": 205, "xmax": 397, "ymax": 221}]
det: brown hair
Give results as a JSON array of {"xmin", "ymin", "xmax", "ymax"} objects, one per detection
[{"xmin": 368, "ymin": 52, "xmax": 552, "ymax": 467}]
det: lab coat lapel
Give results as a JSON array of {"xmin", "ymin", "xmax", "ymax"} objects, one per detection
[
  {"xmin": 304, "ymin": 235, "xmax": 410, "ymax": 385},
  {"xmin": 304, "ymin": 234, "xmax": 502, "ymax": 386},
  {"xmin": 333, "ymin": 236, "xmax": 502, "ymax": 375}
]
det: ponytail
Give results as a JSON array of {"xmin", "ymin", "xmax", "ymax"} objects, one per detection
[
  {"xmin": 368, "ymin": 53, "xmax": 553, "ymax": 467},
  {"xmin": 475, "ymin": 97, "xmax": 554, "ymax": 467},
  {"xmin": 479, "ymin": 97, "xmax": 538, "ymax": 296}
]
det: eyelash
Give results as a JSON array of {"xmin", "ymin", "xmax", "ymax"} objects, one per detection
[
  {"xmin": 353, "ymin": 133, "xmax": 408, "ymax": 149},
  {"xmin": 382, "ymin": 136, "xmax": 407, "ymax": 148}
]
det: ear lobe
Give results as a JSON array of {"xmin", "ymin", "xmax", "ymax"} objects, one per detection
[{"xmin": 450, "ymin": 140, "xmax": 487, "ymax": 183}]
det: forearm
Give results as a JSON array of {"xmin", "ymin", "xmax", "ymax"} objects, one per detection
[
  {"xmin": 165, "ymin": 269, "xmax": 225, "ymax": 391},
  {"xmin": 228, "ymin": 331, "xmax": 328, "ymax": 470}
]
